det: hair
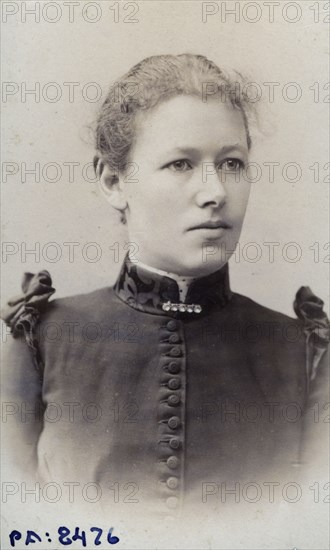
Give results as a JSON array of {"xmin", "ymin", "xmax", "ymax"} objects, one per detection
[{"xmin": 94, "ymin": 53, "xmax": 255, "ymax": 177}]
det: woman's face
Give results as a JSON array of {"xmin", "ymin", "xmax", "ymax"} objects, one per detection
[{"xmin": 120, "ymin": 94, "xmax": 250, "ymax": 276}]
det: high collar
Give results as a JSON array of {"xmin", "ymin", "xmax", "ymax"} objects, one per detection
[
  {"xmin": 114, "ymin": 254, "xmax": 232, "ymax": 316},
  {"xmin": 130, "ymin": 257, "xmax": 197, "ymax": 302}
]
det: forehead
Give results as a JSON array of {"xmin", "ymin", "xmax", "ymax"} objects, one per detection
[{"xmin": 133, "ymin": 95, "xmax": 248, "ymax": 155}]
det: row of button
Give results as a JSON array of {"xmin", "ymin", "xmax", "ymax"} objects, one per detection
[{"xmin": 158, "ymin": 319, "xmax": 185, "ymax": 514}]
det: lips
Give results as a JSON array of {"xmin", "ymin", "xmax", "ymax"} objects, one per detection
[{"xmin": 188, "ymin": 220, "xmax": 231, "ymax": 231}]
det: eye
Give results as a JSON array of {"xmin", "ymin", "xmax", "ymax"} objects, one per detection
[
  {"xmin": 217, "ymin": 158, "xmax": 244, "ymax": 172},
  {"xmin": 166, "ymin": 159, "xmax": 192, "ymax": 172}
]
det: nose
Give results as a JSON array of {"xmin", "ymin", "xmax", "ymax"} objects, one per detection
[{"xmin": 194, "ymin": 165, "xmax": 227, "ymax": 209}]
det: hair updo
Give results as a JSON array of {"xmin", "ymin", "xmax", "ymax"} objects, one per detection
[{"xmin": 94, "ymin": 53, "xmax": 254, "ymax": 176}]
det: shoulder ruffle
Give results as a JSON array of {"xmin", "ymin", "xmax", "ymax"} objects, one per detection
[
  {"xmin": 1, "ymin": 270, "xmax": 55, "ymax": 372},
  {"xmin": 294, "ymin": 286, "xmax": 330, "ymax": 382}
]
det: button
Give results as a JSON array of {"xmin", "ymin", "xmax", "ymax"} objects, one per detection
[
  {"xmin": 168, "ymin": 394, "xmax": 180, "ymax": 406},
  {"xmin": 168, "ymin": 416, "xmax": 180, "ymax": 429},
  {"xmin": 168, "ymin": 378, "xmax": 180, "ymax": 390},
  {"xmin": 169, "ymin": 438, "xmax": 180, "ymax": 450},
  {"xmin": 166, "ymin": 476, "xmax": 179, "ymax": 490},
  {"xmin": 167, "ymin": 456, "xmax": 179, "ymax": 469},
  {"xmin": 166, "ymin": 496, "xmax": 179, "ymax": 509},
  {"xmin": 169, "ymin": 334, "xmax": 180, "ymax": 344},
  {"xmin": 168, "ymin": 362, "xmax": 180, "ymax": 374},
  {"xmin": 166, "ymin": 320, "xmax": 178, "ymax": 331},
  {"xmin": 169, "ymin": 346, "xmax": 181, "ymax": 357}
]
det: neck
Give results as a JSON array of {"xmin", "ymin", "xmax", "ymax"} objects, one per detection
[{"xmin": 129, "ymin": 256, "xmax": 197, "ymax": 302}]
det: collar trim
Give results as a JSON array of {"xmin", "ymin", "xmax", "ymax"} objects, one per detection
[{"xmin": 114, "ymin": 254, "xmax": 232, "ymax": 316}]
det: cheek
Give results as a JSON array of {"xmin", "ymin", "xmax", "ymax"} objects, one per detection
[
  {"xmin": 125, "ymin": 183, "xmax": 151, "ymax": 209},
  {"xmin": 227, "ymin": 184, "xmax": 250, "ymax": 217},
  {"xmin": 240, "ymin": 185, "xmax": 251, "ymax": 211},
  {"xmin": 126, "ymin": 188, "xmax": 167, "ymax": 226}
]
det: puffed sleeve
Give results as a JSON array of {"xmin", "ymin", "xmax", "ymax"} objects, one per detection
[
  {"xmin": 1, "ymin": 271, "xmax": 55, "ymax": 480},
  {"xmin": 294, "ymin": 286, "xmax": 330, "ymax": 475}
]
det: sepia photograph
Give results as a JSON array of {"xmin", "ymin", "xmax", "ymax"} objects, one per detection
[{"xmin": 1, "ymin": 1, "xmax": 329, "ymax": 549}]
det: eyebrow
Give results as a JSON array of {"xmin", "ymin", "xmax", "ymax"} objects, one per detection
[{"xmin": 161, "ymin": 144, "xmax": 248, "ymax": 157}]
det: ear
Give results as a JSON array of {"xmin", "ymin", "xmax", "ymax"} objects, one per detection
[{"xmin": 97, "ymin": 160, "xmax": 128, "ymax": 212}]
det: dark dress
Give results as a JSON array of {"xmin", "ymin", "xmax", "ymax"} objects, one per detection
[{"xmin": 1, "ymin": 255, "xmax": 329, "ymax": 517}]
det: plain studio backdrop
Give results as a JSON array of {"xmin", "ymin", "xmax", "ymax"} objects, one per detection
[{"xmin": 0, "ymin": 2, "xmax": 329, "ymax": 549}]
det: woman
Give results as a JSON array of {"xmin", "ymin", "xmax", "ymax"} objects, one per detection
[{"xmin": 2, "ymin": 54, "xmax": 329, "ymax": 519}]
